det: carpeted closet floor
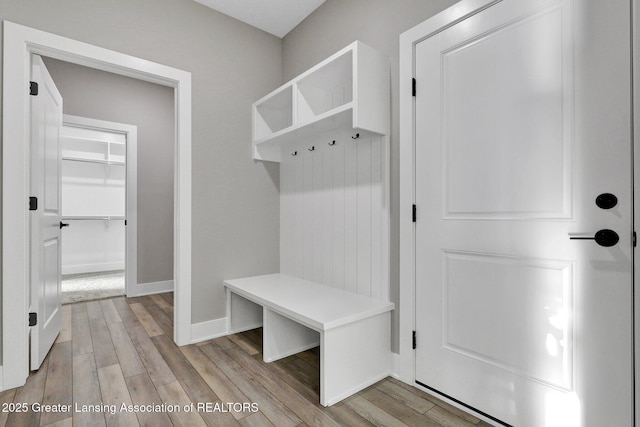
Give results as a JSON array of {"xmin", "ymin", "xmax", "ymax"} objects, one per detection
[{"xmin": 61, "ymin": 270, "xmax": 125, "ymax": 304}]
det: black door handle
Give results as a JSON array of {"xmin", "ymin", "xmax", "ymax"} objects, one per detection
[
  {"xmin": 59, "ymin": 222, "xmax": 70, "ymax": 229},
  {"xmin": 569, "ymin": 229, "xmax": 619, "ymax": 247}
]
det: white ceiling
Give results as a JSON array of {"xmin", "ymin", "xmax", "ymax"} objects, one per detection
[{"xmin": 194, "ymin": 0, "xmax": 326, "ymax": 38}]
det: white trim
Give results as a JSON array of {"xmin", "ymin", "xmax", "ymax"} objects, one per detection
[
  {"xmin": 191, "ymin": 317, "xmax": 228, "ymax": 344},
  {"xmin": 61, "ymin": 114, "xmax": 138, "ymax": 296},
  {"xmin": 398, "ymin": 0, "xmax": 514, "ymax": 390},
  {"xmin": 2, "ymin": 21, "xmax": 192, "ymax": 390},
  {"xmin": 62, "ymin": 263, "xmax": 126, "ymax": 276},
  {"xmin": 390, "ymin": 352, "xmax": 401, "ymax": 379},
  {"xmin": 633, "ymin": 0, "xmax": 639, "ymax": 423},
  {"xmin": 129, "ymin": 280, "xmax": 174, "ymax": 297}
]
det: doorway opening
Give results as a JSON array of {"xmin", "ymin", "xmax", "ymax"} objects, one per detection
[
  {"xmin": 59, "ymin": 114, "xmax": 137, "ymax": 304},
  {"xmin": 42, "ymin": 52, "xmax": 177, "ymax": 303},
  {"xmin": 3, "ymin": 21, "xmax": 192, "ymax": 390}
]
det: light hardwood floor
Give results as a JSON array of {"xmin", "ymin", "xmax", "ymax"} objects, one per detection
[{"xmin": 0, "ymin": 293, "xmax": 493, "ymax": 427}]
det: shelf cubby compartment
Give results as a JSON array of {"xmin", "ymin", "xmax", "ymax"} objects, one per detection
[
  {"xmin": 252, "ymin": 40, "xmax": 389, "ymax": 162},
  {"xmin": 109, "ymin": 142, "xmax": 126, "ymax": 164},
  {"xmin": 253, "ymin": 85, "xmax": 293, "ymax": 141},
  {"xmin": 61, "ymin": 125, "xmax": 126, "ymax": 165},
  {"xmin": 62, "ymin": 137, "xmax": 108, "ymax": 162},
  {"xmin": 296, "ymin": 50, "xmax": 353, "ymax": 124}
]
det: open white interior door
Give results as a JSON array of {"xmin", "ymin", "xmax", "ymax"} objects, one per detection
[
  {"xmin": 30, "ymin": 54, "xmax": 63, "ymax": 370},
  {"xmin": 413, "ymin": 0, "xmax": 633, "ymax": 425}
]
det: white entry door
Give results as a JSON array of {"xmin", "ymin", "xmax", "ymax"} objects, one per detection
[
  {"xmin": 30, "ymin": 55, "xmax": 63, "ymax": 370},
  {"xmin": 414, "ymin": 0, "xmax": 633, "ymax": 426}
]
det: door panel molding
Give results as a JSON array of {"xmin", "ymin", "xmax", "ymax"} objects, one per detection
[
  {"xmin": 400, "ymin": 0, "xmax": 636, "ymax": 425},
  {"xmin": 441, "ymin": 250, "xmax": 574, "ymax": 391},
  {"xmin": 440, "ymin": 3, "xmax": 572, "ymax": 220}
]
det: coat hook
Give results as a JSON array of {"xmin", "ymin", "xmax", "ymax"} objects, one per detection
[
  {"xmin": 291, "ymin": 151, "xmax": 298, "ymax": 156},
  {"xmin": 308, "ymin": 146, "xmax": 315, "ymax": 152},
  {"xmin": 351, "ymin": 133, "xmax": 360, "ymax": 140},
  {"xmin": 328, "ymin": 140, "xmax": 336, "ymax": 146}
]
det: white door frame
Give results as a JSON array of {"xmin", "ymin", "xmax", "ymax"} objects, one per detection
[
  {"xmin": 398, "ymin": 0, "xmax": 638, "ymax": 421},
  {"xmin": 2, "ymin": 21, "xmax": 192, "ymax": 390},
  {"xmin": 633, "ymin": 0, "xmax": 640, "ymax": 420},
  {"xmin": 61, "ymin": 114, "xmax": 138, "ymax": 294}
]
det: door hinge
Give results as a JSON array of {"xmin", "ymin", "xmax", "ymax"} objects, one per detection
[
  {"xmin": 124, "ymin": 219, "xmax": 127, "ymax": 226},
  {"xmin": 412, "ymin": 330, "xmax": 417, "ymax": 349},
  {"xmin": 412, "ymin": 204, "xmax": 417, "ymax": 222},
  {"xmin": 29, "ymin": 312, "xmax": 37, "ymax": 327},
  {"xmin": 30, "ymin": 81, "xmax": 39, "ymax": 96},
  {"xmin": 634, "ymin": 231, "xmax": 637, "ymax": 247},
  {"xmin": 29, "ymin": 196, "xmax": 38, "ymax": 211},
  {"xmin": 412, "ymin": 78, "xmax": 416, "ymax": 97}
]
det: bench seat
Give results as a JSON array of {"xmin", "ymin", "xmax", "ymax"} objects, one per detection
[{"xmin": 224, "ymin": 273, "xmax": 395, "ymax": 406}]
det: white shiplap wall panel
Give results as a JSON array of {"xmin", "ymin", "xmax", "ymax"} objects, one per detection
[
  {"xmin": 370, "ymin": 136, "xmax": 384, "ymax": 300},
  {"xmin": 303, "ymin": 149, "xmax": 314, "ymax": 281},
  {"xmin": 280, "ymin": 129, "xmax": 389, "ymax": 301},
  {"xmin": 344, "ymin": 134, "xmax": 359, "ymax": 295},
  {"xmin": 356, "ymin": 134, "xmax": 372, "ymax": 297},
  {"xmin": 280, "ymin": 149, "xmax": 293, "ymax": 274},
  {"xmin": 322, "ymin": 140, "xmax": 334, "ymax": 287},
  {"xmin": 293, "ymin": 149, "xmax": 306, "ymax": 278},
  {"xmin": 312, "ymin": 146, "xmax": 323, "ymax": 283},
  {"xmin": 332, "ymin": 139, "xmax": 346, "ymax": 291}
]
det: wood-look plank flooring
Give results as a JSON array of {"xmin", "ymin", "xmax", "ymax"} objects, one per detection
[{"xmin": 0, "ymin": 293, "xmax": 494, "ymax": 427}]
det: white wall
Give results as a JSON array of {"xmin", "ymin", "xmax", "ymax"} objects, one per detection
[{"xmin": 61, "ymin": 221, "xmax": 125, "ymax": 275}]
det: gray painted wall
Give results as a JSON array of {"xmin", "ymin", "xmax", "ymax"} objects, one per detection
[
  {"xmin": 283, "ymin": 0, "xmax": 459, "ymax": 351},
  {"xmin": 0, "ymin": 0, "xmax": 282, "ymax": 324},
  {"xmin": 43, "ymin": 57, "xmax": 175, "ymax": 285}
]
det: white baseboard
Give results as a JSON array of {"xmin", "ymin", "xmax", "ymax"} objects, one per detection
[
  {"xmin": 191, "ymin": 317, "xmax": 228, "ymax": 344},
  {"xmin": 129, "ymin": 280, "xmax": 174, "ymax": 297},
  {"xmin": 391, "ymin": 352, "xmax": 401, "ymax": 379},
  {"xmin": 62, "ymin": 262, "xmax": 125, "ymax": 275}
]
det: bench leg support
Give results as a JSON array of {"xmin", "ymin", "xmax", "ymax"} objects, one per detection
[
  {"xmin": 263, "ymin": 308, "xmax": 320, "ymax": 363},
  {"xmin": 320, "ymin": 312, "xmax": 391, "ymax": 407},
  {"xmin": 226, "ymin": 289, "xmax": 263, "ymax": 334}
]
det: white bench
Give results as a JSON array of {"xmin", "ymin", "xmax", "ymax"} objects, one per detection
[{"xmin": 224, "ymin": 273, "xmax": 395, "ymax": 406}]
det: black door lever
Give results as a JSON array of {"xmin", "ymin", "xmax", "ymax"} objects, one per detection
[
  {"xmin": 59, "ymin": 222, "xmax": 70, "ymax": 229},
  {"xmin": 569, "ymin": 229, "xmax": 619, "ymax": 247}
]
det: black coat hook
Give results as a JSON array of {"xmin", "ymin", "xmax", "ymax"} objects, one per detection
[
  {"xmin": 291, "ymin": 151, "xmax": 298, "ymax": 156},
  {"xmin": 351, "ymin": 133, "xmax": 360, "ymax": 140},
  {"xmin": 308, "ymin": 146, "xmax": 315, "ymax": 152},
  {"xmin": 328, "ymin": 140, "xmax": 336, "ymax": 146}
]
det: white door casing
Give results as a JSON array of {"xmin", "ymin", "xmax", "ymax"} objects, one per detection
[
  {"xmin": 30, "ymin": 55, "xmax": 63, "ymax": 370},
  {"xmin": 2, "ymin": 21, "xmax": 192, "ymax": 390},
  {"xmin": 401, "ymin": 0, "xmax": 633, "ymax": 426}
]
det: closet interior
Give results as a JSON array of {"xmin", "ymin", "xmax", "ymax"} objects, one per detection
[{"xmin": 60, "ymin": 117, "xmax": 127, "ymax": 303}]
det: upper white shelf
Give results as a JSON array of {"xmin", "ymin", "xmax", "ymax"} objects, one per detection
[
  {"xmin": 61, "ymin": 127, "xmax": 126, "ymax": 165},
  {"xmin": 252, "ymin": 41, "xmax": 390, "ymax": 162}
]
